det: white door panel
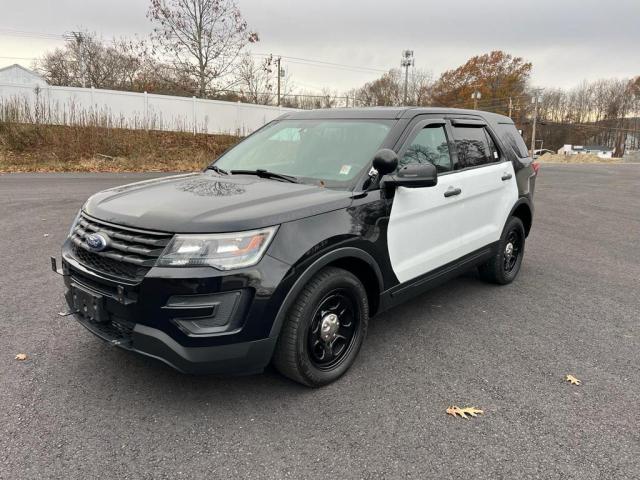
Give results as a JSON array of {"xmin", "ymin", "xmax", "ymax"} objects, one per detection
[
  {"xmin": 455, "ymin": 161, "xmax": 518, "ymax": 254},
  {"xmin": 388, "ymin": 161, "xmax": 518, "ymax": 284},
  {"xmin": 388, "ymin": 174, "xmax": 465, "ymax": 283}
]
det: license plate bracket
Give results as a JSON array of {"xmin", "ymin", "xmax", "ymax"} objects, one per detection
[{"xmin": 71, "ymin": 284, "xmax": 106, "ymax": 323}]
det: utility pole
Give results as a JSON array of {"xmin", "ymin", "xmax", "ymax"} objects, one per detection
[
  {"xmin": 276, "ymin": 56, "xmax": 283, "ymax": 107},
  {"xmin": 530, "ymin": 92, "xmax": 543, "ymax": 158},
  {"xmin": 65, "ymin": 31, "xmax": 86, "ymax": 88},
  {"xmin": 401, "ymin": 50, "xmax": 414, "ymax": 106},
  {"xmin": 471, "ymin": 91, "xmax": 482, "ymax": 110}
]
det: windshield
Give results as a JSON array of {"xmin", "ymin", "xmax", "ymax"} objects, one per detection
[{"xmin": 213, "ymin": 119, "xmax": 395, "ymax": 188}]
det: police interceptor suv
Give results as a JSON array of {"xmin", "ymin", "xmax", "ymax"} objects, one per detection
[{"xmin": 55, "ymin": 108, "xmax": 537, "ymax": 387}]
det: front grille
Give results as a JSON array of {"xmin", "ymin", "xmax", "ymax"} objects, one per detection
[{"xmin": 70, "ymin": 213, "xmax": 173, "ymax": 282}]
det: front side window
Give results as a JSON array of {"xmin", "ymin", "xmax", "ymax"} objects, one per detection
[
  {"xmin": 400, "ymin": 125, "xmax": 452, "ymax": 172},
  {"xmin": 213, "ymin": 119, "xmax": 394, "ymax": 189},
  {"xmin": 452, "ymin": 126, "xmax": 498, "ymax": 169}
]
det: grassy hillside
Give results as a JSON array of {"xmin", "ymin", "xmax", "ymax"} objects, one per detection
[{"xmin": 0, "ymin": 122, "xmax": 240, "ymax": 173}]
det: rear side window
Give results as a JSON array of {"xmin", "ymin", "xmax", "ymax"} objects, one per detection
[
  {"xmin": 400, "ymin": 125, "xmax": 452, "ymax": 172},
  {"xmin": 452, "ymin": 126, "xmax": 497, "ymax": 169},
  {"xmin": 497, "ymin": 123, "xmax": 530, "ymax": 159}
]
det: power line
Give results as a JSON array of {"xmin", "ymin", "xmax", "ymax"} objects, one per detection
[
  {"xmin": 0, "ymin": 28, "xmax": 405, "ymax": 79},
  {"xmin": 0, "ymin": 28, "xmax": 65, "ymax": 40},
  {"xmin": 442, "ymin": 94, "xmax": 530, "ymax": 110},
  {"xmin": 0, "ymin": 55, "xmax": 38, "ymax": 61},
  {"xmin": 252, "ymin": 53, "xmax": 388, "ymax": 74},
  {"xmin": 540, "ymin": 120, "xmax": 639, "ymax": 134}
]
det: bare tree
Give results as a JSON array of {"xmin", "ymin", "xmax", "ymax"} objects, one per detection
[
  {"xmin": 148, "ymin": 0, "xmax": 258, "ymax": 98},
  {"xmin": 409, "ymin": 69, "xmax": 434, "ymax": 106},
  {"xmin": 35, "ymin": 31, "xmax": 145, "ymax": 90},
  {"xmin": 234, "ymin": 54, "xmax": 275, "ymax": 104},
  {"xmin": 531, "ymin": 77, "xmax": 640, "ymax": 154},
  {"xmin": 348, "ymin": 68, "xmax": 432, "ymax": 107}
]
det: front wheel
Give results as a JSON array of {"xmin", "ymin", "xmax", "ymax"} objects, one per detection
[
  {"xmin": 273, "ymin": 267, "xmax": 369, "ymax": 387},
  {"xmin": 478, "ymin": 216, "xmax": 526, "ymax": 285}
]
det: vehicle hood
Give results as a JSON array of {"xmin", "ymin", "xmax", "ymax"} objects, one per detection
[{"xmin": 84, "ymin": 172, "xmax": 354, "ymax": 233}]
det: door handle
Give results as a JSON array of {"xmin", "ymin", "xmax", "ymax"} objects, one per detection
[
  {"xmin": 444, "ymin": 187, "xmax": 462, "ymax": 198},
  {"xmin": 501, "ymin": 173, "xmax": 513, "ymax": 181}
]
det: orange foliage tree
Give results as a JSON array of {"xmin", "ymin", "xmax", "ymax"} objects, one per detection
[{"xmin": 430, "ymin": 51, "xmax": 532, "ymax": 115}]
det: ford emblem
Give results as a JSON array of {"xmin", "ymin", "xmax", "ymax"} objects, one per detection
[{"xmin": 86, "ymin": 232, "xmax": 109, "ymax": 252}]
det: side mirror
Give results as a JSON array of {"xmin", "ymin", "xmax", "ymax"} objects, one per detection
[
  {"xmin": 372, "ymin": 149, "xmax": 398, "ymax": 175},
  {"xmin": 381, "ymin": 163, "xmax": 438, "ymax": 189}
]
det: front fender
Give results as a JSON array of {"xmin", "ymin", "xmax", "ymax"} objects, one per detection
[{"xmin": 267, "ymin": 245, "xmax": 384, "ymax": 339}]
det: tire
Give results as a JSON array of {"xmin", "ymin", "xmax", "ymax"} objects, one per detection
[
  {"xmin": 478, "ymin": 216, "xmax": 526, "ymax": 285},
  {"xmin": 273, "ymin": 267, "xmax": 369, "ymax": 387}
]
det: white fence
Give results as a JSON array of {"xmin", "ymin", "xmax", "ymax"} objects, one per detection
[{"xmin": 0, "ymin": 82, "xmax": 296, "ymax": 135}]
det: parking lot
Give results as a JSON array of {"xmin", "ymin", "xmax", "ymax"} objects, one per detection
[{"xmin": 1, "ymin": 164, "xmax": 638, "ymax": 479}]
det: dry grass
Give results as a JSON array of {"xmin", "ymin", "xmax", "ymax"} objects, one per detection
[
  {"xmin": 538, "ymin": 153, "xmax": 622, "ymax": 164},
  {"xmin": 0, "ymin": 123, "xmax": 240, "ymax": 173}
]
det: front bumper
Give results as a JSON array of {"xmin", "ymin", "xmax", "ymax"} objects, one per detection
[
  {"xmin": 72, "ymin": 310, "xmax": 276, "ymax": 374},
  {"xmin": 58, "ymin": 239, "xmax": 293, "ymax": 375}
]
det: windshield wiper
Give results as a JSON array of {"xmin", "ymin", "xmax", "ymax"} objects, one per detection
[
  {"xmin": 230, "ymin": 169, "xmax": 298, "ymax": 183},
  {"xmin": 205, "ymin": 165, "xmax": 229, "ymax": 175}
]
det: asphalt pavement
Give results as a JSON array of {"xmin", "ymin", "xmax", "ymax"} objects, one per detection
[{"xmin": 0, "ymin": 164, "xmax": 639, "ymax": 479}]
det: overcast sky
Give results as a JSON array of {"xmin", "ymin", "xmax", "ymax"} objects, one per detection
[{"xmin": 1, "ymin": 0, "xmax": 638, "ymax": 93}]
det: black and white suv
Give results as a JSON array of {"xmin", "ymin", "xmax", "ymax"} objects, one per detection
[{"xmin": 55, "ymin": 107, "xmax": 537, "ymax": 387}]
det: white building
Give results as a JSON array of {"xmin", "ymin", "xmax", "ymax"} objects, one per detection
[
  {"xmin": 0, "ymin": 64, "xmax": 48, "ymax": 87},
  {"xmin": 557, "ymin": 144, "xmax": 614, "ymax": 159}
]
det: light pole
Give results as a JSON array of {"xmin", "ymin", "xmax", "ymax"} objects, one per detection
[
  {"xmin": 530, "ymin": 92, "xmax": 543, "ymax": 158},
  {"xmin": 401, "ymin": 50, "xmax": 414, "ymax": 106},
  {"xmin": 471, "ymin": 91, "xmax": 482, "ymax": 110},
  {"xmin": 276, "ymin": 57, "xmax": 285, "ymax": 107}
]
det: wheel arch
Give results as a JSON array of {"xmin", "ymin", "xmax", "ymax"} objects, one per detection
[
  {"xmin": 509, "ymin": 198, "xmax": 533, "ymax": 237},
  {"xmin": 268, "ymin": 247, "xmax": 384, "ymax": 339}
]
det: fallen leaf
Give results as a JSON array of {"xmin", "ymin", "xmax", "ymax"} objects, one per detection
[
  {"xmin": 565, "ymin": 374, "xmax": 581, "ymax": 386},
  {"xmin": 446, "ymin": 406, "xmax": 484, "ymax": 419},
  {"xmin": 15, "ymin": 353, "xmax": 28, "ymax": 361}
]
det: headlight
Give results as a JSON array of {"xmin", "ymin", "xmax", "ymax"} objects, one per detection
[{"xmin": 156, "ymin": 226, "xmax": 278, "ymax": 270}]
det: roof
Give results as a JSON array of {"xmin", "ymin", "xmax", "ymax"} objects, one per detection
[
  {"xmin": 0, "ymin": 63, "xmax": 48, "ymax": 84},
  {"xmin": 280, "ymin": 107, "xmax": 514, "ymax": 124}
]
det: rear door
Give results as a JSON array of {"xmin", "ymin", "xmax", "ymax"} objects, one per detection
[{"xmin": 448, "ymin": 119, "xmax": 518, "ymax": 256}]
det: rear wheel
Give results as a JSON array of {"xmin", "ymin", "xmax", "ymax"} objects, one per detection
[
  {"xmin": 479, "ymin": 216, "xmax": 526, "ymax": 285},
  {"xmin": 273, "ymin": 267, "xmax": 369, "ymax": 387}
]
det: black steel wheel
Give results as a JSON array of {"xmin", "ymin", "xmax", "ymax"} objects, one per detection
[
  {"xmin": 307, "ymin": 290, "xmax": 360, "ymax": 370},
  {"xmin": 479, "ymin": 216, "xmax": 526, "ymax": 285},
  {"xmin": 273, "ymin": 267, "xmax": 369, "ymax": 387},
  {"xmin": 503, "ymin": 228, "xmax": 523, "ymax": 273}
]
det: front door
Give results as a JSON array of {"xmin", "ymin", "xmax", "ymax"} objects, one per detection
[{"xmin": 387, "ymin": 121, "xmax": 467, "ymax": 283}]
